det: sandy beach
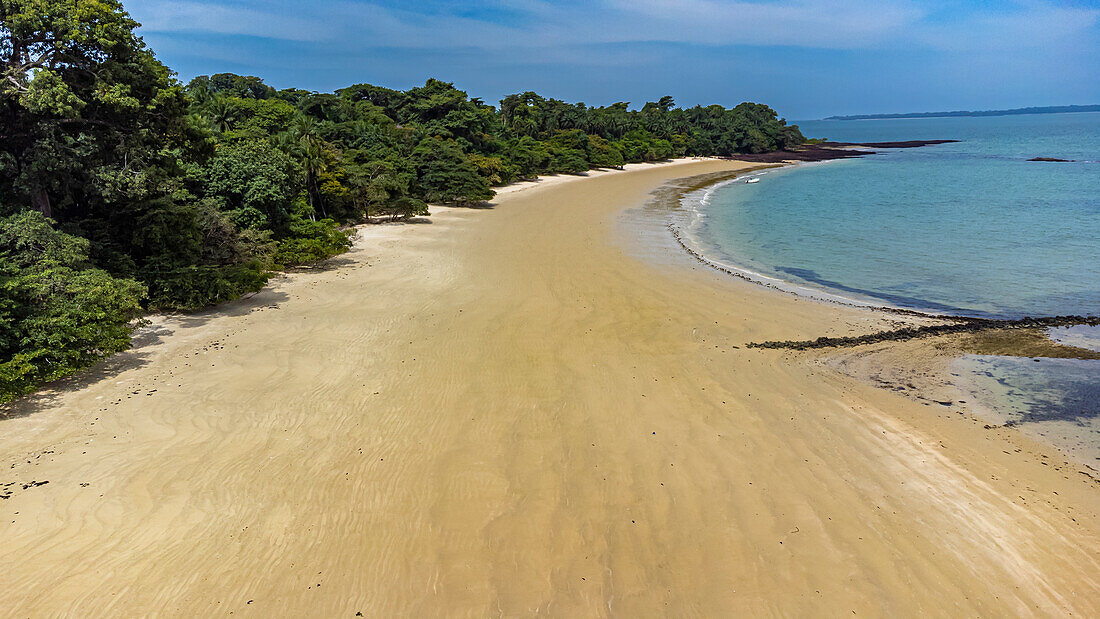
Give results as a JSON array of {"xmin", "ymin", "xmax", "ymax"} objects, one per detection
[{"xmin": 1, "ymin": 159, "xmax": 1097, "ymax": 615}]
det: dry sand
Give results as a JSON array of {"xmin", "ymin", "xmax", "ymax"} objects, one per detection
[{"xmin": 1, "ymin": 159, "xmax": 1097, "ymax": 616}]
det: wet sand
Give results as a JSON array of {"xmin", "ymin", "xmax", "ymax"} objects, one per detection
[{"xmin": 1, "ymin": 159, "xmax": 1097, "ymax": 615}]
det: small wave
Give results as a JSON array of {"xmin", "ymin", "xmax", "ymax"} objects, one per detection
[
  {"xmin": 668, "ymin": 164, "xmax": 989, "ymax": 317},
  {"xmin": 667, "ymin": 219, "xmax": 896, "ymax": 312}
]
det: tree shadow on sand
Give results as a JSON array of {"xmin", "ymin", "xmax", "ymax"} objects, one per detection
[
  {"xmin": 285, "ymin": 255, "xmax": 360, "ymax": 273},
  {"xmin": 0, "ymin": 325, "xmax": 168, "ymax": 421},
  {"xmin": 0, "ymin": 288, "xmax": 290, "ymax": 420},
  {"xmin": 443, "ymin": 200, "xmax": 498, "ymax": 210},
  {"xmin": 362, "ymin": 215, "xmax": 436, "ymax": 224}
]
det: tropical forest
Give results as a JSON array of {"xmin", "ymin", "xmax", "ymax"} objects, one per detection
[{"xmin": 0, "ymin": 0, "xmax": 805, "ymax": 402}]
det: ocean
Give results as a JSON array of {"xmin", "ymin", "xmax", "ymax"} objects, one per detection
[
  {"xmin": 691, "ymin": 112, "xmax": 1100, "ymax": 318},
  {"xmin": 683, "ymin": 112, "xmax": 1100, "ymax": 463}
]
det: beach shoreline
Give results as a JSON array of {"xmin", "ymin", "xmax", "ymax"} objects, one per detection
[
  {"xmin": 660, "ymin": 162, "xmax": 938, "ymax": 313},
  {"xmin": 653, "ymin": 161, "xmax": 1100, "ymax": 469},
  {"xmin": 0, "ymin": 158, "xmax": 1097, "ymax": 615},
  {"xmin": 663, "ymin": 163, "xmax": 1098, "ymax": 323}
]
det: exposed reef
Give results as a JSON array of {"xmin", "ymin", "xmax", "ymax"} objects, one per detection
[
  {"xmin": 725, "ymin": 140, "xmax": 959, "ymax": 163},
  {"xmin": 748, "ymin": 315, "xmax": 1100, "ymax": 351}
]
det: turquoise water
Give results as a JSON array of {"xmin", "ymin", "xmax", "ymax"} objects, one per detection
[
  {"xmin": 694, "ymin": 112, "xmax": 1100, "ymax": 318},
  {"xmin": 685, "ymin": 112, "xmax": 1100, "ymax": 463}
]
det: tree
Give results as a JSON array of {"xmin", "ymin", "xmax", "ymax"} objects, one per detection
[
  {"xmin": 501, "ymin": 136, "xmax": 552, "ymax": 179},
  {"xmin": 188, "ymin": 73, "xmax": 274, "ymax": 100},
  {"xmin": 204, "ymin": 96, "xmax": 238, "ymax": 133},
  {"xmin": 411, "ymin": 137, "xmax": 494, "ymax": 204},
  {"xmin": 587, "ymin": 135, "xmax": 624, "ymax": 169},
  {"xmin": 469, "ymin": 153, "xmax": 509, "ymax": 185},
  {"xmin": 0, "ymin": 0, "xmax": 267, "ymax": 313},
  {"xmin": 203, "ymin": 96, "xmax": 299, "ymax": 135},
  {"xmin": 198, "ymin": 139, "xmax": 298, "ymax": 232},
  {"xmin": 1, "ymin": 0, "xmax": 203, "ymax": 218},
  {"xmin": 345, "ymin": 158, "xmax": 407, "ymax": 220},
  {"xmin": 338, "ymin": 83, "xmax": 408, "ymax": 119},
  {"xmin": 389, "ymin": 196, "xmax": 428, "ymax": 221}
]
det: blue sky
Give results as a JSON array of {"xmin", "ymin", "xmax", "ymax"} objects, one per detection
[{"xmin": 126, "ymin": 0, "xmax": 1100, "ymax": 120}]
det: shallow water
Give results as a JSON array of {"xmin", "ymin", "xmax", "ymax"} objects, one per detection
[
  {"xmin": 1048, "ymin": 324, "xmax": 1100, "ymax": 352},
  {"xmin": 951, "ymin": 355, "xmax": 1100, "ymax": 465},
  {"xmin": 693, "ymin": 112, "xmax": 1100, "ymax": 318},
  {"xmin": 685, "ymin": 113, "xmax": 1100, "ymax": 463}
]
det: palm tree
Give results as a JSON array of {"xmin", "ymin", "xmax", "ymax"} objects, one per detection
[
  {"xmin": 293, "ymin": 115, "xmax": 321, "ymax": 150},
  {"xmin": 187, "ymin": 80, "xmax": 213, "ymax": 107},
  {"xmin": 205, "ymin": 97, "xmax": 236, "ymax": 133},
  {"xmin": 273, "ymin": 130, "xmax": 300, "ymax": 156},
  {"xmin": 275, "ymin": 115, "xmax": 329, "ymax": 220},
  {"xmin": 299, "ymin": 142, "xmax": 327, "ymax": 219}
]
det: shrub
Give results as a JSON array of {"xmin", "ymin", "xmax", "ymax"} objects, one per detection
[
  {"xmin": 273, "ymin": 217, "xmax": 354, "ymax": 266},
  {"xmin": 144, "ymin": 263, "xmax": 270, "ymax": 311},
  {"xmin": 0, "ymin": 212, "xmax": 147, "ymax": 402}
]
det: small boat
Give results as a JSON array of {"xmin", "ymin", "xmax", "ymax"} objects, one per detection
[{"xmin": 746, "ymin": 178, "xmax": 760, "ymax": 184}]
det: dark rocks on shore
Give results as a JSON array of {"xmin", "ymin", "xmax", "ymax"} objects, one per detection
[
  {"xmin": 824, "ymin": 140, "xmax": 960, "ymax": 149},
  {"xmin": 726, "ymin": 146, "xmax": 866, "ymax": 163},
  {"xmin": 747, "ymin": 315, "xmax": 1100, "ymax": 351},
  {"xmin": 725, "ymin": 140, "xmax": 959, "ymax": 163}
]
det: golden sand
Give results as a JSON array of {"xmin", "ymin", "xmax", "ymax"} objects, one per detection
[{"xmin": 1, "ymin": 159, "xmax": 1097, "ymax": 615}]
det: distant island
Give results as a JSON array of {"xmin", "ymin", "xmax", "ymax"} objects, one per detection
[{"xmin": 824, "ymin": 104, "xmax": 1100, "ymax": 121}]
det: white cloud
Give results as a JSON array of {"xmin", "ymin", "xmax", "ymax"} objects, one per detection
[
  {"xmin": 126, "ymin": 0, "xmax": 1100, "ymax": 54},
  {"xmin": 914, "ymin": 3, "xmax": 1100, "ymax": 52},
  {"xmin": 602, "ymin": 0, "xmax": 924, "ymax": 48},
  {"xmin": 128, "ymin": 1, "xmax": 332, "ymax": 41}
]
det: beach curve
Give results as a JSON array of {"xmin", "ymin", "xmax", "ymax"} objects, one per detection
[{"xmin": 0, "ymin": 159, "xmax": 1097, "ymax": 615}]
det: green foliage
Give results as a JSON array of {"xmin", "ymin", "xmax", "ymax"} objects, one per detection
[
  {"xmin": 217, "ymin": 97, "xmax": 299, "ymax": 135},
  {"xmin": 500, "ymin": 136, "xmax": 552, "ymax": 180},
  {"xmin": 469, "ymin": 154, "xmax": 509, "ymax": 185},
  {"xmin": 549, "ymin": 149, "xmax": 590, "ymax": 175},
  {"xmin": 0, "ymin": 212, "xmax": 146, "ymax": 402},
  {"xmin": 273, "ymin": 217, "xmax": 354, "ymax": 267},
  {"xmin": 143, "ymin": 263, "xmax": 270, "ymax": 312},
  {"xmin": 587, "ymin": 135, "xmax": 624, "ymax": 168},
  {"xmin": 388, "ymin": 197, "xmax": 429, "ymax": 221},
  {"xmin": 198, "ymin": 139, "xmax": 297, "ymax": 231},
  {"xmin": 182, "ymin": 73, "xmax": 803, "ymax": 219},
  {"xmin": 411, "ymin": 137, "xmax": 494, "ymax": 204},
  {"xmin": 0, "ymin": 0, "xmax": 205, "ymax": 221},
  {"xmin": 187, "ymin": 73, "xmax": 275, "ymax": 100},
  {"xmin": 20, "ymin": 68, "xmax": 84, "ymax": 117}
]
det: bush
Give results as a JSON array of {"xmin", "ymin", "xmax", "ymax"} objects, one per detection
[
  {"xmin": 143, "ymin": 263, "xmax": 270, "ymax": 311},
  {"xmin": 549, "ymin": 148, "xmax": 590, "ymax": 175},
  {"xmin": 273, "ymin": 217, "xmax": 354, "ymax": 266},
  {"xmin": 0, "ymin": 212, "xmax": 147, "ymax": 403}
]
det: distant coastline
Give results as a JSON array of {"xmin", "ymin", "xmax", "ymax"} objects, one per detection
[{"xmin": 823, "ymin": 104, "xmax": 1100, "ymax": 121}]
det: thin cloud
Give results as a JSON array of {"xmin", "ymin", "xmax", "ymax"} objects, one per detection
[
  {"xmin": 128, "ymin": 0, "xmax": 1099, "ymax": 53},
  {"xmin": 603, "ymin": 0, "xmax": 924, "ymax": 48},
  {"xmin": 126, "ymin": 0, "xmax": 1100, "ymax": 117},
  {"xmin": 914, "ymin": 3, "xmax": 1100, "ymax": 52},
  {"xmin": 128, "ymin": 0, "xmax": 329, "ymax": 41}
]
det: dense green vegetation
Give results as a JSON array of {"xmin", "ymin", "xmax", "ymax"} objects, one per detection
[
  {"xmin": 0, "ymin": 0, "xmax": 805, "ymax": 402},
  {"xmin": 0, "ymin": 212, "xmax": 146, "ymax": 402}
]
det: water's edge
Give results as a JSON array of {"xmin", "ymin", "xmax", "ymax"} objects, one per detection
[
  {"xmin": 640, "ymin": 163, "xmax": 1100, "ymax": 468},
  {"xmin": 666, "ymin": 164, "xmax": 1098, "ymax": 328}
]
